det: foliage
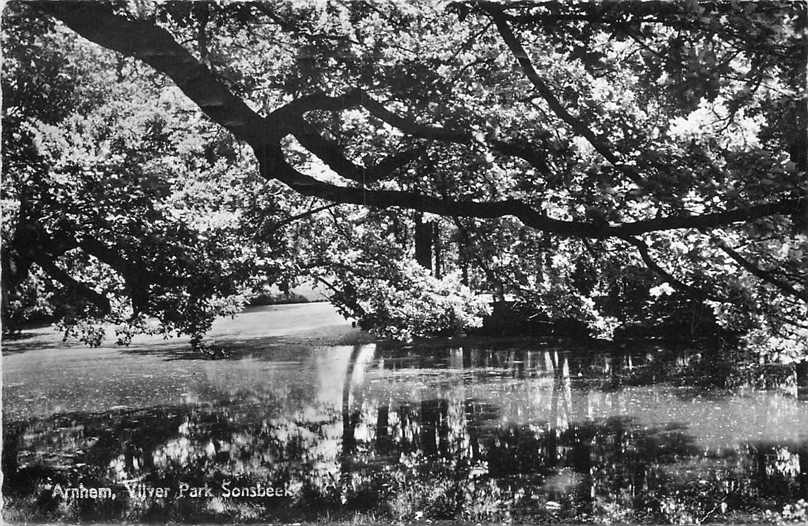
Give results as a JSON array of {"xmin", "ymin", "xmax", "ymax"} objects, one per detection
[
  {"xmin": 1, "ymin": 267, "xmax": 55, "ymax": 331},
  {"xmin": 740, "ymin": 324, "xmax": 808, "ymax": 366},
  {"xmin": 764, "ymin": 499, "xmax": 808, "ymax": 525},
  {"xmin": 1, "ymin": 7, "xmax": 292, "ymax": 348},
  {"xmin": 334, "ymin": 259, "xmax": 489, "ymax": 341},
  {"xmin": 2, "ymin": 1, "xmax": 806, "ymax": 354}
]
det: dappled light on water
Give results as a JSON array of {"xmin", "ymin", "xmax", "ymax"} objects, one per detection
[{"xmin": 4, "ymin": 343, "xmax": 808, "ymax": 523}]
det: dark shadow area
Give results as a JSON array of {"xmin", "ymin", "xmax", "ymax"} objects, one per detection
[{"xmin": 1, "ymin": 337, "xmax": 62, "ymax": 356}]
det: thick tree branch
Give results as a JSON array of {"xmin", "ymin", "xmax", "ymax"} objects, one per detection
[
  {"xmin": 489, "ymin": 138, "xmax": 552, "ymax": 173},
  {"xmin": 363, "ymin": 148, "xmax": 424, "ymax": 183},
  {"xmin": 289, "ymin": 118, "xmax": 421, "ymax": 184},
  {"xmin": 77, "ymin": 238, "xmax": 150, "ymax": 314},
  {"xmin": 614, "ymin": 199, "xmax": 805, "ymax": 236},
  {"xmin": 360, "ymin": 96, "xmax": 473, "ymax": 142},
  {"xmin": 291, "ymin": 120, "xmax": 367, "ymax": 182},
  {"xmin": 35, "ymin": 257, "xmax": 112, "ymax": 315},
  {"xmin": 42, "ymin": 2, "xmax": 807, "ymax": 241},
  {"xmin": 265, "ymin": 146, "xmax": 807, "ymax": 239},
  {"xmin": 36, "ymin": 2, "xmax": 270, "ymax": 142},
  {"xmin": 280, "ymin": 89, "xmax": 555, "ymax": 177},
  {"xmin": 274, "ymin": 89, "xmax": 472, "ymax": 142}
]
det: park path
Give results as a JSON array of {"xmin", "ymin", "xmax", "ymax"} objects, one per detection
[{"xmin": 1, "ymin": 302, "xmax": 364, "ymax": 421}]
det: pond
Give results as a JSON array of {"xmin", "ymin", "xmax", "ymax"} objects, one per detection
[{"xmin": 3, "ymin": 338, "xmax": 808, "ymax": 523}]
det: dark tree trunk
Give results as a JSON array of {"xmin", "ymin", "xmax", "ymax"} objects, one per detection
[
  {"xmin": 419, "ymin": 398, "xmax": 449, "ymax": 458},
  {"xmin": 414, "ymin": 213, "xmax": 433, "ymax": 271},
  {"xmin": 342, "ymin": 345, "xmax": 363, "ymax": 455},
  {"xmin": 1, "ymin": 247, "xmax": 31, "ymax": 329},
  {"xmin": 420, "ymin": 399, "xmax": 439, "ymax": 456},
  {"xmin": 457, "ymin": 231, "xmax": 470, "ymax": 285},
  {"xmin": 376, "ymin": 402, "xmax": 390, "ymax": 453},
  {"xmin": 433, "ymin": 221, "xmax": 442, "ymax": 279},
  {"xmin": 2, "ymin": 219, "xmax": 42, "ymax": 322},
  {"xmin": 391, "ymin": 213, "xmax": 407, "ymax": 247}
]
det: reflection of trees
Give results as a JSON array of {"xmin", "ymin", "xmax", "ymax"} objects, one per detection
[
  {"xmin": 341, "ymin": 344, "xmax": 808, "ymax": 522},
  {"xmin": 341, "ymin": 345, "xmax": 362, "ymax": 455},
  {"xmin": 4, "ymin": 343, "xmax": 808, "ymax": 522}
]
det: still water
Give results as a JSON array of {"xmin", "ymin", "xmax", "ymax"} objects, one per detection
[{"xmin": 4, "ymin": 341, "xmax": 808, "ymax": 523}]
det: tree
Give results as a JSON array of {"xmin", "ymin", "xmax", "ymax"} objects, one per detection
[
  {"xmin": 1, "ymin": 5, "xmax": 300, "ymax": 349},
  {"xmin": 4, "ymin": 1, "xmax": 806, "ymax": 354}
]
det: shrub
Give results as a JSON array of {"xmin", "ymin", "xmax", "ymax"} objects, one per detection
[{"xmin": 330, "ymin": 260, "xmax": 490, "ymax": 341}]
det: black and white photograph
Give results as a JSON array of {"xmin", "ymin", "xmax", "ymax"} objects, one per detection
[{"xmin": 1, "ymin": 1, "xmax": 807, "ymax": 523}]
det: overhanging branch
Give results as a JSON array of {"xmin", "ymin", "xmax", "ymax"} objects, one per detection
[
  {"xmin": 40, "ymin": 1, "xmax": 807, "ymax": 241},
  {"xmin": 485, "ymin": 5, "xmax": 646, "ymax": 187},
  {"xmin": 35, "ymin": 257, "xmax": 112, "ymax": 315},
  {"xmin": 713, "ymin": 238, "xmax": 808, "ymax": 302},
  {"xmin": 36, "ymin": 1, "xmax": 269, "ymax": 142},
  {"xmin": 619, "ymin": 236, "xmax": 724, "ymax": 302},
  {"xmin": 263, "ymin": 146, "xmax": 805, "ymax": 239}
]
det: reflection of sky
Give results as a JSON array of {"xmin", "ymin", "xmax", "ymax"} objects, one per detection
[
  {"xmin": 347, "ymin": 347, "xmax": 808, "ymax": 450},
  {"xmin": 5, "ymin": 341, "xmax": 808, "ymax": 522},
  {"xmin": 313, "ymin": 345, "xmax": 354, "ymax": 405},
  {"xmin": 369, "ymin": 371, "xmax": 808, "ymax": 447},
  {"xmin": 182, "ymin": 343, "xmax": 808, "ymax": 454},
  {"xmin": 579, "ymin": 387, "xmax": 808, "ymax": 448},
  {"xmin": 10, "ymin": 342, "xmax": 806, "ymax": 452}
]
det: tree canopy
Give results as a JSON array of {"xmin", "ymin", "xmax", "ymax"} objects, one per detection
[{"xmin": 2, "ymin": 1, "xmax": 806, "ymax": 357}]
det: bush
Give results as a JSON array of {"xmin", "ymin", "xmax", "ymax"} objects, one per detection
[
  {"xmin": 330, "ymin": 260, "xmax": 490, "ymax": 341},
  {"xmin": 249, "ymin": 292, "xmax": 310, "ymax": 306}
]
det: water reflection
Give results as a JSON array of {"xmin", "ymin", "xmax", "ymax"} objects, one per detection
[{"xmin": 4, "ymin": 343, "xmax": 808, "ymax": 523}]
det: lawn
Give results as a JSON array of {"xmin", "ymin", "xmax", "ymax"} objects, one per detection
[{"xmin": 2, "ymin": 303, "xmax": 367, "ymax": 421}]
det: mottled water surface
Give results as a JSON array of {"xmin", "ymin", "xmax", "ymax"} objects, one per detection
[{"xmin": 3, "ymin": 327, "xmax": 808, "ymax": 523}]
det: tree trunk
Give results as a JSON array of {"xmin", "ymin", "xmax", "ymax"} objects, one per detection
[
  {"xmin": 433, "ymin": 221, "xmax": 442, "ymax": 279},
  {"xmin": 414, "ymin": 213, "xmax": 432, "ymax": 271},
  {"xmin": 458, "ymin": 231, "xmax": 470, "ymax": 285},
  {"xmin": 1, "ymin": 247, "xmax": 30, "ymax": 329}
]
